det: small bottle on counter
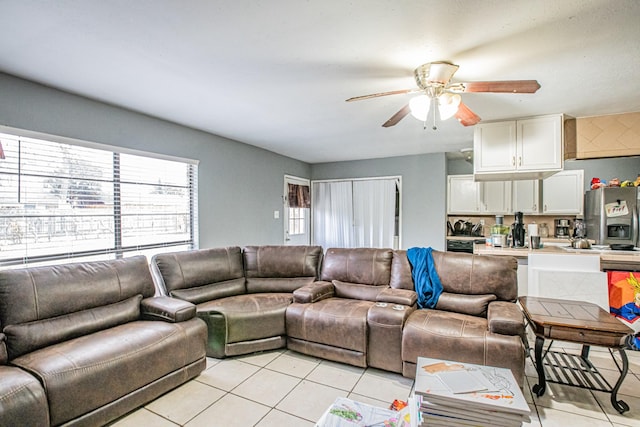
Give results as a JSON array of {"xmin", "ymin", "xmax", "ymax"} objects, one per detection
[{"xmin": 539, "ymin": 223, "xmax": 549, "ymax": 238}]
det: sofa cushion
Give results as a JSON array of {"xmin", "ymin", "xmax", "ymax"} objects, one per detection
[
  {"xmin": 197, "ymin": 293, "xmax": 293, "ymax": 343},
  {"xmin": 434, "ymin": 292, "xmax": 497, "ymax": 317},
  {"xmin": 11, "ymin": 319, "xmax": 206, "ymax": 426},
  {"xmin": 3, "ymin": 295, "xmax": 141, "ymax": 360},
  {"xmin": 243, "ymin": 245, "xmax": 323, "ymax": 293},
  {"xmin": 286, "ymin": 298, "xmax": 374, "ymax": 353},
  {"xmin": 332, "ymin": 280, "xmax": 386, "ymax": 301},
  {"xmin": 321, "ymin": 248, "xmax": 393, "ymax": 285},
  {"xmin": 246, "ymin": 277, "xmax": 316, "ymax": 294},
  {"xmin": 152, "ymin": 247, "xmax": 245, "ymax": 295},
  {"xmin": 170, "ymin": 278, "xmax": 246, "ymax": 304},
  {"xmin": 0, "ymin": 256, "xmax": 154, "ymax": 328}
]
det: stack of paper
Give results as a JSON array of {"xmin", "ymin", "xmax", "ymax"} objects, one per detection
[{"xmin": 412, "ymin": 357, "xmax": 531, "ymax": 427}]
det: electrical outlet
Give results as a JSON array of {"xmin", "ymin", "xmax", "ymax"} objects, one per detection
[
  {"xmin": 480, "ymin": 219, "xmax": 485, "ymax": 225},
  {"xmin": 273, "ymin": 210, "xmax": 280, "ymax": 219}
]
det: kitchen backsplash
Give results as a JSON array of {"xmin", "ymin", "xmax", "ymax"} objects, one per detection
[{"xmin": 447, "ymin": 214, "xmax": 577, "ymax": 238}]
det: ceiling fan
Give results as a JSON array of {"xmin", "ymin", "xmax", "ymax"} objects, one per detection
[{"xmin": 346, "ymin": 61, "xmax": 541, "ymax": 129}]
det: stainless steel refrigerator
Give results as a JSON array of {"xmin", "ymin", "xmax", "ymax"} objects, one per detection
[{"xmin": 584, "ymin": 187, "xmax": 638, "ymax": 246}]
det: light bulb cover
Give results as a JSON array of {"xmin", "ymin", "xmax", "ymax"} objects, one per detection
[
  {"xmin": 438, "ymin": 93, "xmax": 462, "ymax": 120},
  {"xmin": 409, "ymin": 95, "xmax": 430, "ymax": 121}
]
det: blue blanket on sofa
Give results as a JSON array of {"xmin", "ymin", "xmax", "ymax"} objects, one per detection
[{"xmin": 407, "ymin": 247, "xmax": 443, "ymax": 309}]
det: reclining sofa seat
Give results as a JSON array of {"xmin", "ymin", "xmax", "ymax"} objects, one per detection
[
  {"xmin": 393, "ymin": 250, "xmax": 526, "ymax": 385},
  {"xmin": 152, "ymin": 245, "xmax": 323, "ymax": 358},
  {"xmin": 286, "ymin": 248, "xmax": 417, "ymax": 372},
  {"xmin": 0, "ymin": 256, "xmax": 207, "ymax": 427}
]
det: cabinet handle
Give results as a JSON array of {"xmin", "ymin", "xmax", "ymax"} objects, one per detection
[
  {"xmin": 518, "ymin": 156, "xmax": 522, "ymax": 166},
  {"xmin": 543, "ymin": 204, "xmax": 547, "ymax": 212},
  {"xmin": 533, "ymin": 204, "xmax": 537, "ymax": 211},
  {"xmin": 512, "ymin": 156, "xmax": 516, "ymax": 166}
]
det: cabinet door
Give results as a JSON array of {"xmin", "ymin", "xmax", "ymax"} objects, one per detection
[
  {"xmin": 447, "ymin": 175, "xmax": 480, "ymax": 214},
  {"xmin": 481, "ymin": 181, "xmax": 512, "ymax": 214},
  {"xmin": 517, "ymin": 115, "xmax": 563, "ymax": 171},
  {"xmin": 512, "ymin": 180, "xmax": 540, "ymax": 214},
  {"xmin": 542, "ymin": 170, "xmax": 584, "ymax": 214},
  {"xmin": 474, "ymin": 121, "xmax": 517, "ymax": 173}
]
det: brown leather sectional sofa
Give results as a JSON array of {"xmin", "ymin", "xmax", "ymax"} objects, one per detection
[
  {"xmin": 152, "ymin": 245, "xmax": 525, "ymax": 385},
  {"xmin": 0, "ymin": 256, "xmax": 207, "ymax": 427},
  {"xmin": 0, "ymin": 245, "xmax": 525, "ymax": 426}
]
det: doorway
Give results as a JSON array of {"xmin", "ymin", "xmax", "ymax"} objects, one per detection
[{"xmin": 283, "ymin": 175, "xmax": 310, "ymax": 245}]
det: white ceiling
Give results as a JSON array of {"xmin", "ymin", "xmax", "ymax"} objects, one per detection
[{"xmin": 1, "ymin": 0, "xmax": 639, "ymax": 163}]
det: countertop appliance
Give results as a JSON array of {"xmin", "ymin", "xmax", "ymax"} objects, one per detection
[
  {"xmin": 446, "ymin": 238, "xmax": 485, "ymax": 254},
  {"xmin": 585, "ymin": 187, "xmax": 638, "ymax": 246},
  {"xmin": 510, "ymin": 212, "xmax": 526, "ymax": 248},
  {"xmin": 554, "ymin": 218, "xmax": 571, "ymax": 238}
]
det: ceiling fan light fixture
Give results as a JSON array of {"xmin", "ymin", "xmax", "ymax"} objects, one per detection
[
  {"xmin": 438, "ymin": 93, "xmax": 461, "ymax": 120},
  {"xmin": 409, "ymin": 95, "xmax": 430, "ymax": 121}
]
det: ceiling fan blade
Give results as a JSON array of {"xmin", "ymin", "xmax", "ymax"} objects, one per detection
[
  {"xmin": 455, "ymin": 102, "xmax": 481, "ymax": 126},
  {"xmin": 382, "ymin": 104, "xmax": 411, "ymax": 127},
  {"xmin": 460, "ymin": 80, "xmax": 541, "ymax": 93},
  {"xmin": 346, "ymin": 89, "xmax": 416, "ymax": 102}
]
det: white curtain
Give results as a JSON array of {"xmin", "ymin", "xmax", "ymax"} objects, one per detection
[
  {"xmin": 353, "ymin": 179, "xmax": 397, "ymax": 248},
  {"xmin": 312, "ymin": 181, "xmax": 353, "ymax": 248},
  {"xmin": 312, "ymin": 178, "xmax": 397, "ymax": 249}
]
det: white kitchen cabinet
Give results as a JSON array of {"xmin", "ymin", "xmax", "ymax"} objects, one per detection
[
  {"xmin": 512, "ymin": 180, "xmax": 540, "ymax": 214},
  {"xmin": 480, "ymin": 181, "xmax": 512, "ymax": 214},
  {"xmin": 474, "ymin": 114, "xmax": 564, "ymax": 181},
  {"xmin": 542, "ymin": 169, "xmax": 584, "ymax": 215},
  {"xmin": 447, "ymin": 175, "xmax": 480, "ymax": 214}
]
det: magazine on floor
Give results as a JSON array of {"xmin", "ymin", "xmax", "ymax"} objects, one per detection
[{"xmin": 413, "ymin": 357, "xmax": 530, "ymax": 422}]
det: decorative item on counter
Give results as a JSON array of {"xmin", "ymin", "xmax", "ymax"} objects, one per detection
[
  {"xmin": 609, "ymin": 178, "xmax": 621, "ymax": 187},
  {"xmin": 539, "ymin": 223, "xmax": 549, "ymax": 238},
  {"xmin": 621, "ymin": 180, "xmax": 635, "ymax": 187}
]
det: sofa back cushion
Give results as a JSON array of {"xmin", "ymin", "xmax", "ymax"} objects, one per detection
[
  {"xmin": 152, "ymin": 247, "xmax": 246, "ymax": 303},
  {"xmin": 243, "ymin": 245, "xmax": 323, "ymax": 293},
  {"xmin": 0, "ymin": 256, "xmax": 153, "ymax": 359},
  {"xmin": 332, "ymin": 280, "xmax": 387, "ymax": 301},
  {"xmin": 321, "ymin": 248, "xmax": 393, "ymax": 286},
  {"xmin": 390, "ymin": 250, "xmax": 517, "ymax": 301}
]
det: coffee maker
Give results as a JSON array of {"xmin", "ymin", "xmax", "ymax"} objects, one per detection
[
  {"xmin": 511, "ymin": 212, "xmax": 526, "ymax": 248},
  {"xmin": 554, "ymin": 219, "xmax": 571, "ymax": 238}
]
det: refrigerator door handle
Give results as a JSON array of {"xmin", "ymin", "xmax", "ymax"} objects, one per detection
[{"xmin": 634, "ymin": 206, "xmax": 639, "ymax": 247}]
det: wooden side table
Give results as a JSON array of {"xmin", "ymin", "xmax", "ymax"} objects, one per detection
[{"xmin": 519, "ymin": 296, "xmax": 633, "ymax": 414}]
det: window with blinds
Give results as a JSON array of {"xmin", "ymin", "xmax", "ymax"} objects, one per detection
[{"xmin": 0, "ymin": 131, "xmax": 198, "ymax": 268}]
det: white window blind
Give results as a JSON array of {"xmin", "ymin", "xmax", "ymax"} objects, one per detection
[{"xmin": 0, "ymin": 131, "xmax": 198, "ymax": 267}]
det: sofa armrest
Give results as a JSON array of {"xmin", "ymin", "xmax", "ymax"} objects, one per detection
[
  {"xmin": 487, "ymin": 301, "xmax": 525, "ymax": 337},
  {"xmin": 0, "ymin": 333, "xmax": 7, "ymax": 364},
  {"xmin": 293, "ymin": 281, "xmax": 335, "ymax": 303},
  {"xmin": 376, "ymin": 288, "xmax": 417, "ymax": 306},
  {"xmin": 141, "ymin": 296, "xmax": 197, "ymax": 323}
]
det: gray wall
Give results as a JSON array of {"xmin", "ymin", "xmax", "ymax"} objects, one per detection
[
  {"xmin": 0, "ymin": 72, "xmax": 310, "ymax": 248},
  {"xmin": 311, "ymin": 154, "xmax": 447, "ymax": 250},
  {"xmin": 564, "ymin": 157, "xmax": 640, "ymax": 190}
]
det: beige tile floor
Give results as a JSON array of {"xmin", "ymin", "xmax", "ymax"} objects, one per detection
[{"xmin": 110, "ymin": 342, "xmax": 640, "ymax": 427}]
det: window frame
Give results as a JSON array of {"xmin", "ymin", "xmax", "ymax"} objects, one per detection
[{"xmin": 0, "ymin": 125, "xmax": 199, "ymax": 268}]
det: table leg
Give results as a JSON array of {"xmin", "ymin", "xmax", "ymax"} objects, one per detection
[
  {"xmin": 532, "ymin": 336, "xmax": 546, "ymax": 397},
  {"xmin": 610, "ymin": 348, "xmax": 630, "ymax": 414}
]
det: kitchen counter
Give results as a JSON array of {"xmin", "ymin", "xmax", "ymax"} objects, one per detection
[{"xmin": 474, "ymin": 243, "xmax": 640, "ymax": 269}]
